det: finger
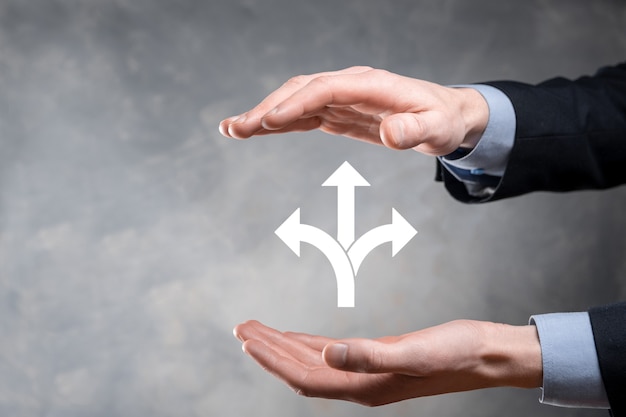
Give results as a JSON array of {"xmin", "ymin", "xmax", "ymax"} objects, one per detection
[
  {"xmin": 234, "ymin": 321, "xmax": 325, "ymax": 366},
  {"xmin": 253, "ymin": 324, "xmax": 327, "ymax": 366},
  {"xmin": 242, "ymin": 339, "xmax": 336, "ymax": 395},
  {"xmin": 229, "ymin": 113, "xmax": 382, "ymax": 144},
  {"xmin": 283, "ymin": 331, "xmax": 335, "ymax": 351},
  {"xmin": 223, "ymin": 66, "xmax": 372, "ymax": 139},
  {"xmin": 231, "ymin": 116, "xmax": 323, "ymax": 138},
  {"xmin": 322, "ymin": 338, "xmax": 412, "ymax": 374},
  {"xmin": 233, "ymin": 319, "xmax": 264, "ymax": 342},
  {"xmin": 234, "ymin": 108, "xmax": 382, "ymax": 144},
  {"xmin": 218, "ymin": 116, "xmax": 240, "ymax": 138},
  {"xmin": 260, "ymin": 69, "xmax": 391, "ymax": 131},
  {"xmin": 242, "ymin": 338, "xmax": 388, "ymax": 401},
  {"xmin": 249, "ymin": 66, "xmax": 373, "ymax": 119},
  {"xmin": 234, "ymin": 321, "xmax": 301, "ymax": 364}
]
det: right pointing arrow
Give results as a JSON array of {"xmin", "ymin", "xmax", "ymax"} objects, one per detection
[{"xmin": 346, "ymin": 208, "xmax": 417, "ymax": 274}]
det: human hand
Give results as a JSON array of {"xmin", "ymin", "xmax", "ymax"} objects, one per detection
[
  {"xmin": 233, "ymin": 319, "xmax": 541, "ymax": 406},
  {"xmin": 219, "ymin": 66, "xmax": 489, "ymax": 155}
]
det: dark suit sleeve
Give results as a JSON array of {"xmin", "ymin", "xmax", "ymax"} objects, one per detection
[
  {"xmin": 437, "ymin": 63, "xmax": 626, "ymax": 414},
  {"xmin": 437, "ymin": 62, "xmax": 626, "ymax": 203},
  {"xmin": 588, "ymin": 302, "xmax": 626, "ymax": 416}
]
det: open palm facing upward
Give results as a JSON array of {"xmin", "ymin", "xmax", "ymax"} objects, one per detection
[{"xmin": 233, "ymin": 319, "xmax": 542, "ymax": 406}]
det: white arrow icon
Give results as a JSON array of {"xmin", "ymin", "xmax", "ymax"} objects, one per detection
[
  {"xmin": 322, "ymin": 161, "xmax": 369, "ymax": 249},
  {"xmin": 347, "ymin": 208, "xmax": 417, "ymax": 274},
  {"xmin": 275, "ymin": 162, "xmax": 417, "ymax": 307},
  {"xmin": 275, "ymin": 208, "xmax": 355, "ymax": 307}
]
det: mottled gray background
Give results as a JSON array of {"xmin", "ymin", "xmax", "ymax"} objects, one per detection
[{"xmin": 0, "ymin": 1, "xmax": 625, "ymax": 416}]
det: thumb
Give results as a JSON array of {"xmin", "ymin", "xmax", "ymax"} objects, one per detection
[
  {"xmin": 322, "ymin": 339, "xmax": 404, "ymax": 373},
  {"xmin": 380, "ymin": 112, "xmax": 460, "ymax": 155}
]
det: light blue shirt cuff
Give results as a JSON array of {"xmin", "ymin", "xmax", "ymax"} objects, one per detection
[
  {"xmin": 439, "ymin": 84, "xmax": 516, "ymax": 177},
  {"xmin": 530, "ymin": 312, "xmax": 609, "ymax": 409}
]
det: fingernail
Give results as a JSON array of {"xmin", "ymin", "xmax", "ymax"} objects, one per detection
[
  {"xmin": 261, "ymin": 108, "xmax": 280, "ymax": 130},
  {"xmin": 389, "ymin": 119, "xmax": 406, "ymax": 147},
  {"xmin": 324, "ymin": 343, "xmax": 348, "ymax": 367},
  {"xmin": 234, "ymin": 114, "xmax": 247, "ymax": 124}
]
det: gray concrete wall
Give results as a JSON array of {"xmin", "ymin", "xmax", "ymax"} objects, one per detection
[{"xmin": 0, "ymin": 1, "xmax": 624, "ymax": 416}]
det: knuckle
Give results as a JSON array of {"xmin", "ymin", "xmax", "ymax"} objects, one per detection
[
  {"xmin": 284, "ymin": 74, "xmax": 309, "ymax": 87},
  {"xmin": 368, "ymin": 67, "xmax": 391, "ymax": 79},
  {"xmin": 308, "ymin": 76, "xmax": 335, "ymax": 103},
  {"xmin": 311, "ymin": 74, "xmax": 333, "ymax": 87},
  {"xmin": 410, "ymin": 117, "xmax": 428, "ymax": 142},
  {"xmin": 350, "ymin": 65, "xmax": 374, "ymax": 72},
  {"xmin": 364, "ymin": 345, "xmax": 385, "ymax": 372}
]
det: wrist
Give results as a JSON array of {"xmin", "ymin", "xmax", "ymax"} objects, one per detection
[{"xmin": 479, "ymin": 322, "xmax": 543, "ymax": 389}]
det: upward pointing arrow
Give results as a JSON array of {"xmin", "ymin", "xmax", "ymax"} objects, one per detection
[{"xmin": 322, "ymin": 161, "xmax": 370, "ymax": 250}]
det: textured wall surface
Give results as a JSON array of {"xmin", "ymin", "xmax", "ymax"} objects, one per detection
[{"xmin": 0, "ymin": 1, "xmax": 625, "ymax": 416}]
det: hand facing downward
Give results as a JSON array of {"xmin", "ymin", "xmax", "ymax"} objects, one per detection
[
  {"xmin": 219, "ymin": 67, "xmax": 489, "ymax": 156},
  {"xmin": 233, "ymin": 319, "xmax": 542, "ymax": 406}
]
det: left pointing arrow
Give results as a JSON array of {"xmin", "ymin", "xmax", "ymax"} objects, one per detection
[{"xmin": 275, "ymin": 208, "xmax": 357, "ymax": 307}]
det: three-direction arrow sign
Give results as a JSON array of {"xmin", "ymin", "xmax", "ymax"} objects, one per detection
[{"xmin": 275, "ymin": 161, "xmax": 418, "ymax": 307}]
